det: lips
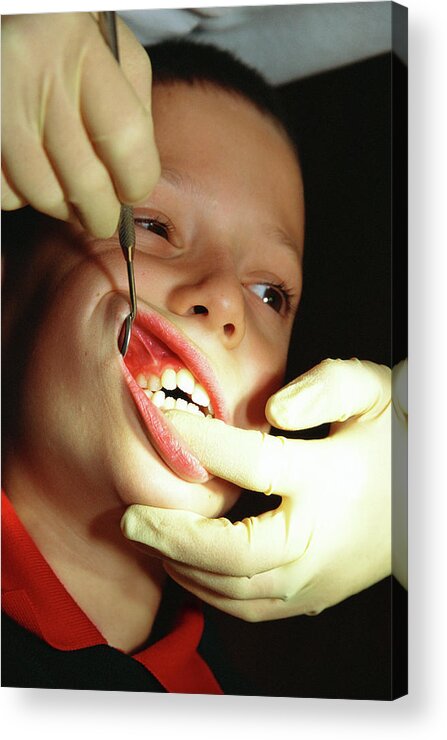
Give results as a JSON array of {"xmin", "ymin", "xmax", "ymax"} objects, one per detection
[{"xmin": 120, "ymin": 308, "xmax": 228, "ymax": 482}]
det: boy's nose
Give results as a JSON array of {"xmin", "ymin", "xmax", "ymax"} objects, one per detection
[{"xmin": 167, "ymin": 268, "xmax": 246, "ymax": 349}]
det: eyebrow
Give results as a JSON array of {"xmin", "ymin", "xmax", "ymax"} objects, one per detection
[
  {"xmin": 160, "ymin": 166, "xmax": 302, "ymax": 259},
  {"xmin": 160, "ymin": 166, "xmax": 199, "ymax": 195},
  {"xmin": 265, "ymin": 226, "xmax": 303, "ymax": 261}
]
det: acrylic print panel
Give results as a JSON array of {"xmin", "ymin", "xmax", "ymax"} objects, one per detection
[{"xmin": 1, "ymin": 2, "xmax": 407, "ymax": 700}]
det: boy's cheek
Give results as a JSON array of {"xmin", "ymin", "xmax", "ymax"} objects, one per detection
[{"xmin": 233, "ymin": 364, "xmax": 286, "ymax": 431}]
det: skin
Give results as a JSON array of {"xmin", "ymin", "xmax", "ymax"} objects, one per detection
[{"xmin": 3, "ymin": 83, "xmax": 304, "ymax": 652}]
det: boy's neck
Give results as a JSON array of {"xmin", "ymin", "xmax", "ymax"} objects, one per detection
[{"xmin": 3, "ymin": 452, "xmax": 166, "ymax": 653}]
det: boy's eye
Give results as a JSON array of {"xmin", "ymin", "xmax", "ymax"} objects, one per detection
[
  {"xmin": 134, "ymin": 218, "xmax": 171, "ymax": 241},
  {"xmin": 248, "ymin": 283, "xmax": 290, "ymax": 314}
]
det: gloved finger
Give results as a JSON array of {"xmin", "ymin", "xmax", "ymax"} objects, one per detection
[
  {"xmin": 121, "ymin": 501, "xmax": 312, "ymax": 578},
  {"xmin": 164, "ymin": 411, "xmax": 315, "ymax": 496},
  {"xmin": 81, "ymin": 24, "xmax": 160, "ymax": 206},
  {"xmin": 163, "ymin": 556, "xmax": 311, "ymax": 602},
  {"xmin": 163, "ymin": 564, "xmax": 304, "ymax": 622},
  {"xmin": 1, "ymin": 135, "xmax": 73, "ymax": 222},
  {"xmin": 392, "ymin": 358, "xmax": 408, "ymax": 422},
  {"xmin": 43, "ymin": 92, "xmax": 121, "ymax": 237},
  {"xmin": 266, "ymin": 357, "xmax": 391, "ymax": 430},
  {"xmin": 1, "ymin": 170, "xmax": 27, "ymax": 211},
  {"xmin": 112, "ymin": 17, "xmax": 153, "ymax": 113}
]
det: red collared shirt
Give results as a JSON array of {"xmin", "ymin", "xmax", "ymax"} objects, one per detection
[{"xmin": 1, "ymin": 491, "xmax": 222, "ymax": 694}]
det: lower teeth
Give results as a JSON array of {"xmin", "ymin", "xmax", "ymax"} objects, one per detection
[{"xmin": 144, "ymin": 389, "xmax": 210, "ymax": 417}]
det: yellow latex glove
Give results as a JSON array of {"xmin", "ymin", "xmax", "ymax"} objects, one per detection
[
  {"xmin": 1, "ymin": 12, "xmax": 160, "ymax": 237},
  {"xmin": 122, "ymin": 358, "xmax": 407, "ymax": 621}
]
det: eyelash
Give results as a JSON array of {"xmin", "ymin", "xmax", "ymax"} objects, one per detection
[
  {"xmin": 254, "ymin": 281, "xmax": 295, "ymax": 315},
  {"xmin": 134, "ymin": 216, "xmax": 174, "ymax": 240}
]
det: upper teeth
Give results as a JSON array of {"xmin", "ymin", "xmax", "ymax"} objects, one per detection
[
  {"xmin": 161, "ymin": 368, "xmax": 176, "ymax": 391},
  {"xmin": 135, "ymin": 368, "xmax": 214, "ymax": 417}
]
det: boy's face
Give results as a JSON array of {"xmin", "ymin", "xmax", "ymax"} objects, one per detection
[{"xmin": 14, "ymin": 83, "xmax": 304, "ymax": 518}]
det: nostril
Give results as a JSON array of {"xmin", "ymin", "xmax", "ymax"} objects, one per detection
[
  {"xmin": 193, "ymin": 305, "xmax": 208, "ymax": 315},
  {"xmin": 223, "ymin": 323, "xmax": 235, "ymax": 337}
]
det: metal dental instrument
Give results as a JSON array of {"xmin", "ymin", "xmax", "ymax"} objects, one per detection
[
  {"xmin": 117, "ymin": 204, "xmax": 137, "ymax": 356},
  {"xmin": 98, "ymin": 11, "xmax": 137, "ymax": 357}
]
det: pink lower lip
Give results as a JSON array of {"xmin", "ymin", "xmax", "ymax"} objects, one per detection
[{"xmin": 122, "ymin": 363, "xmax": 210, "ymax": 483}]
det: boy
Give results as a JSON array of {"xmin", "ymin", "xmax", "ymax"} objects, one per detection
[{"xmin": 1, "ymin": 19, "xmax": 304, "ymax": 691}]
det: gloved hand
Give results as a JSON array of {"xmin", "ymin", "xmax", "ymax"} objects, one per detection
[
  {"xmin": 1, "ymin": 12, "xmax": 160, "ymax": 237},
  {"xmin": 122, "ymin": 358, "xmax": 407, "ymax": 621}
]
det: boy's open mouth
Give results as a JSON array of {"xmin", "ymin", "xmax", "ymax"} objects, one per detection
[{"xmin": 119, "ymin": 309, "xmax": 227, "ymax": 482}]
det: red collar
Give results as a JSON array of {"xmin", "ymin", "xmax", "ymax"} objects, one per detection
[{"xmin": 1, "ymin": 491, "xmax": 222, "ymax": 694}]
